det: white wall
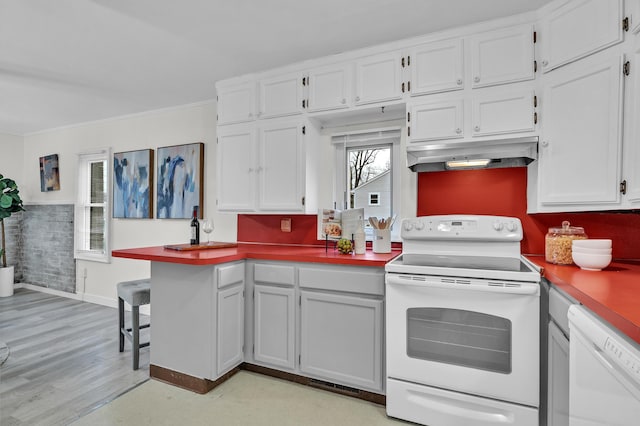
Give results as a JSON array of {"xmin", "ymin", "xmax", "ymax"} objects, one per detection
[
  {"xmin": 0, "ymin": 133, "xmax": 25, "ymax": 184},
  {"xmin": 21, "ymin": 101, "xmax": 239, "ymax": 305}
]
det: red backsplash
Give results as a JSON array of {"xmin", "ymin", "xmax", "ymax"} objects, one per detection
[
  {"xmin": 417, "ymin": 167, "xmax": 640, "ymax": 260},
  {"xmin": 237, "ymin": 214, "xmax": 321, "ymax": 245}
]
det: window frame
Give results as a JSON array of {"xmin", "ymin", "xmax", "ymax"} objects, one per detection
[
  {"xmin": 74, "ymin": 148, "xmax": 111, "ymax": 263},
  {"xmin": 333, "ymin": 128, "xmax": 402, "ymax": 241}
]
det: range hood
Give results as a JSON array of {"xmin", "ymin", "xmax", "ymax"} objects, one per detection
[{"xmin": 406, "ymin": 136, "xmax": 538, "ymax": 172}]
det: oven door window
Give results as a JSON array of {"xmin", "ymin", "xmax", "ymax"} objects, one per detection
[{"xmin": 407, "ymin": 308, "xmax": 512, "ymax": 374}]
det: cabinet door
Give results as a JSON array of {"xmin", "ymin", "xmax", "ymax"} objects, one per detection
[
  {"xmin": 300, "ymin": 291, "xmax": 383, "ymax": 391},
  {"xmin": 216, "ymin": 82, "xmax": 256, "ymax": 125},
  {"xmin": 540, "ymin": 0, "xmax": 623, "ymax": 72},
  {"xmin": 307, "ymin": 64, "xmax": 352, "ymax": 112},
  {"xmin": 470, "ymin": 24, "xmax": 535, "ymax": 88},
  {"xmin": 408, "ymin": 99, "xmax": 464, "ymax": 142},
  {"xmin": 254, "ymin": 285, "xmax": 296, "ymax": 370},
  {"xmin": 216, "ymin": 124, "xmax": 256, "ymax": 211},
  {"xmin": 630, "ymin": 0, "xmax": 640, "ymax": 34},
  {"xmin": 410, "ymin": 38, "xmax": 464, "ymax": 96},
  {"xmin": 539, "ymin": 55, "xmax": 623, "ymax": 207},
  {"xmin": 626, "ymin": 36, "xmax": 640, "ymax": 203},
  {"xmin": 471, "ymin": 89, "xmax": 535, "ymax": 137},
  {"xmin": 257, "ymin": 120, "xmax": 305, "ymax": 212},
  {"xmin": 354, "ymin": 51, "xmax": 403, "ymax": 105},
  {"xmin": 259, "ymin": 73, "xmax": 303, "ymax": 119},
  {"xmin": 217, "ymin": 284, "xmax": 244, "ymax": 375},
  {"xmin": 548, "ymin": 321, "xmax": 570, "ymax": 426}
]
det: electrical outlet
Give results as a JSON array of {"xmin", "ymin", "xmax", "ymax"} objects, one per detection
[{"xmin": 281, "ymin": 218, "xmax": 291, "ymax": 232}]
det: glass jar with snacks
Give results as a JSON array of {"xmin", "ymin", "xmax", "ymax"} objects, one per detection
[{"xmin": 545, "ymin": 221, "xmax": 587, "ymax": 265}]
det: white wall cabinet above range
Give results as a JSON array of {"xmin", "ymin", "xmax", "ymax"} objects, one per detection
[
  {"xmin": 216, "ymin": 81, "xmax": 256, "ymax": 125},
  {"xmin": 535, "ymin": 51, "xmax": 624, "ymax": 211},
  {"xmin": 258, "ymin": 72, "xmax": 304, "ymax": 119},
  {"xmin": 407, "ymin": 86, "xmax": 536, "ymax": 143},
  {"xmin": 539, "ymin": 0, "xmax": 624, "ymax": 73},
  {"xmin": 306, "ymin": 63, "xmax": 352, "ymax": 112},
  {"xmin": 216, "ymin": 119, "xmax": 316, "ymax": 213},
  {"xmin": 354, "ymin": 50, "xmax": 404, "ymax": 106}
]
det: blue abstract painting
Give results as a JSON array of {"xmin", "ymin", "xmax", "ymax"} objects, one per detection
[
  {"xmin": 113, "ymin": 149, "xmax": 153, "ymax": 218},
  {"xmin": 156, "ymin": 143, "xmax": 204, "ymax": 219}
]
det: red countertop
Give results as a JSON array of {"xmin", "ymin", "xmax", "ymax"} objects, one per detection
[
  {"xmin": 527, "ymin": 256, "xmax": 640, "ymax": 344},
  {"xmin": 112, "ymin": 243, "xmax": 400, "ymax": 268}
]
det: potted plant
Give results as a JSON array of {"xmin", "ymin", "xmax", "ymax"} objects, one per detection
[{"xmin": 0, "ymin": 174, "xmax": 24, "ymax": 297}]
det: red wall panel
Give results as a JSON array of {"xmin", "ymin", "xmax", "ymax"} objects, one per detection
[{"xmin": 417, "ymin": 168, "xmax": 640, "ymax": 260}]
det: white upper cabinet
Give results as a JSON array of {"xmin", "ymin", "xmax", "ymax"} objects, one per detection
[
  {"xmin": 408, "ymin": 98, "xmax": 464, "ymax": 142},
  {"xmin": 307, "ymin": 63, "xmax": 352, "ymax": 112},
  {"xmin": 630, "ymin": 0, "xmax": 640, "ymax": 34},
  {"xmin": 470, "ymin": 23, "xmax": 535, "ymax": 88},
  {"xmin": 216, "ymin": 82, "xmax": 256, "ymax": 125},
  {"xmin": 258, "ymin": 72, "xmax": 304, "ymax": 119},
  {"xmin": 216, "ymin": 124, "xmax": 257, "ymax": 211},
  {"xmin": 540, "ymin": 0, "xmax": 624, "ymax": 73},
  {"xmin": 410, "ymin": 38, "xmax": 464, "ymax": 96},
  {"xmin": 471, "ymin": 88, "xmax": 535, "ymax": 137},
  {"xmin": 538, "ymin": 53, "xmax": 624, "ymax": 208},
  {"xmin": 354, "ymin": 51, "xmax": 404, "ymax": 105},
  {"xmin": 257, "ymin": 119, "xmax": 306, "ymax": 212},
  {"xmin": 625, "ymin": 34, "xmax": 640, "ymax": 203}
]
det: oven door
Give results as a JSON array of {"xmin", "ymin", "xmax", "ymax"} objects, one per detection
[{"xmin": 386, "ymin": 273, "xmax": 540, "ymax": 407}]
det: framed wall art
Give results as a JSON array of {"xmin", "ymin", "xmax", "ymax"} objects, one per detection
[
  {"xmin": 113, "ymin": 149, "xmax": 154, "ymax": 218},
  {"xmin": 156, "ymin": 142, "xmax": 204, "ymax": 219},
  {"xmin": 39, "ymin": 154, "xmax": 60, "ymax": 192}
]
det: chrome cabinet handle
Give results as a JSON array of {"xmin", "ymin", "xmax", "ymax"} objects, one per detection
[
  {"xmin": 474, "ymin": 125, "xmax": 480, "ymax": 131},
  {"xmin": 341, "ymin": 98, "xmax": 346, "ymax": 104},
  {"xmin": 474, "ymin": 76, "xmax": 480, "ymax": 83},
  {"xmin": 542, "ymin": 60, "xmax": 549, "ymax": 67},
  {"xmin": 456, "ymin": 78, "xmax": 463, "ymax": 85},
  {"xmin": 455, "ymin": 128, "xmax": 462, "ymax": 134},
  {"xmin": 542, "ymin": 140, "xmax": 549, "ymax": 147},
  {"xmin": 355, "ymin": 95, "xmax": 361, "ymax": 102}
]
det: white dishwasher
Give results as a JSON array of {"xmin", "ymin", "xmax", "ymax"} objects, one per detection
[{"xmin": 568, "ymin": 305, "xmax": 640, "ymax": 425}]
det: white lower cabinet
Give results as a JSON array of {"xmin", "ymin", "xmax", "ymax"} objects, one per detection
[
  {"xmin": 300, "ymin": 291, "xmax": 383, "ymax": 392},
  {"xmin": 217, "ymin": 283, "xmax": 244, "ymax": 375},
  {"xmin": 253, "ymin": 284, "xmax": 296, "ymax": 370},
  {"xmin": 548, "ymin": 321, "xmax": 570, "ymax": 426}
]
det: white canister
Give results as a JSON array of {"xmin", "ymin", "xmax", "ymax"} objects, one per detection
[{"xmin": 373, "ymin": 228, "xmax": 391, "ymax": 253}]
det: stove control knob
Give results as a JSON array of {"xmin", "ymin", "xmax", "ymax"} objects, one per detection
[
  {"xmin": 506, "ymin": 221, "xmax": 518, "ymax": 232},
  {"xmin": 414, "ymin": 221, "xmax": 425, "ymax": 230},
  {"xmin": 493, "ymin": 221, "xmax": 504, "ymax": 231},
  {"xmin": 403, "ymin": 221, "xmax": 414, "ymax": 231}
]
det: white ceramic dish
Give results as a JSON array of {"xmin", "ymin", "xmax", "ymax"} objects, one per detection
[
  {"xmin": 571, "ymin": 246, "xmax": 612, "ymax": 255},
  {"xmin": 572, "ymin": 251, "xmax": 612, "ymax": 271},
  {"xmin": 573, "ymin": 239, "xmax": 612, "ymax": 249}
]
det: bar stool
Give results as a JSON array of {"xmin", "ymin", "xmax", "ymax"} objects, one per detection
[{"xmin": 117, "ymin": 279, "xmax": 151, "ymax": 370}]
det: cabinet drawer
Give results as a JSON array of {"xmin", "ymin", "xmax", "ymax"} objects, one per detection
[
  {"xmin": 298, "ymin": 266, "xmax": 384, "ymax": 296},
  {"xmin": 217, "ymin": 262, "xmax": 245, "ymax": 289},
  {"xmin": 254, "ymin": 263, "xmax": 295, "ymax": 286}
]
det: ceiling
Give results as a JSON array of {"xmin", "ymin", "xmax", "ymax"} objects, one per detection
[{"xmin": 1, "ymin": 0, "xmax": 553, "ymax": 136}]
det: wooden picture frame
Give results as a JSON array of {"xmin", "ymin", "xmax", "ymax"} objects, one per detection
[
  {"xmin": 113, "ymin": 149, "xmax": 154, "ymax": 218},
  {"xmin": 156, "ymin": 142, "xmax": 204, "ymax": 219}
]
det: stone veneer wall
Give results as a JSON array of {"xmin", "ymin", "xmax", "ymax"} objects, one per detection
[
  {"xmin": 2, "ymin": 211, "xmax": 23, "ymax": 282},
  {"xmin": 21, "ymin": 204, "xmax": 76, "ymax": 293}
]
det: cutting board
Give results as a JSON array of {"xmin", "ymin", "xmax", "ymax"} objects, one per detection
[{"xmin": 163, "ymin": 242, "xmax": 238, "ymax": 251}]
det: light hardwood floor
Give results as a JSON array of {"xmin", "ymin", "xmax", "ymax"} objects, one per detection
[{"xmin": 0, "ymin": 288, "xmax": 150, "ymax": 425}]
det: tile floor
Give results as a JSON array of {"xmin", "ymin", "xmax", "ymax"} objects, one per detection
[{"xmin": 73, "ymin": 370, "xmax": 411, "ymax": 425}]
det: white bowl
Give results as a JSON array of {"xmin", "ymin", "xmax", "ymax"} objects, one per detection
[
  {"xmin": 571, "ymin": 246, "xmax": 612, "ymax": 255},
  {"xmin": 572, "ymin": 239, "xmax": 612, "ymax": 249},
  {"xmin": 572, "ymin": 251, "xmax": 612, "ymax": 271}
]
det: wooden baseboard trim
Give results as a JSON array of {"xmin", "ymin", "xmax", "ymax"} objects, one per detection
[
  {"xmin": 240, "ymin": 363, "xmax": 386, "ymax": 406},
  {"xmin": 149, "ymin": 364, "xmax": 239, "ymax": 394}
]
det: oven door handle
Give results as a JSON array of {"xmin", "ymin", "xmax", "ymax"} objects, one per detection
[{"xmin": 386, "ymin": 274, "xmax": 539, "ymax": 295}]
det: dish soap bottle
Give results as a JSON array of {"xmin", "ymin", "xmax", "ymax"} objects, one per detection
[
  {"xmin": 354, "ymin": 218, "xmax": 366, "ymax": 255},
  {"xmin": 190, "ymin": 206, "xmax": 200, "ymax": 245}
]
